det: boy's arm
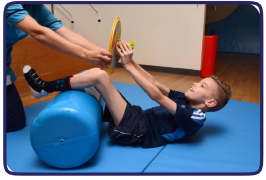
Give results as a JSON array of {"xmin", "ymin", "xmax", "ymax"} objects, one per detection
[
  {"xmin": 126, "ymin": 64, "xmax": 177, "ymax": 115},
  {"xmin": 116, "ymin": 40, "xmax": 176, "ymax": 115},
  {"xmin": 131, "ymin": 59, "xmax": 170, "ymax": 96}
]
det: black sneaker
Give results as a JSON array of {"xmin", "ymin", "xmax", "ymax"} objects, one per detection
[{"xmin": 23, "ymin": 65, "xmax": 50, "ymax": 99}]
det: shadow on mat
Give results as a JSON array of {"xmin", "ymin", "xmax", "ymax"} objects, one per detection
[
  {"xmin": 166, "ymin": 122, "xmax": 226, "ymax": 145},
  {"xmin": 33, "ymin": 154, "xmax": 100, "ymax": 171},
  {"xmin": 186, "ymin": 123, "xmax": 225, "ymax": 143}
]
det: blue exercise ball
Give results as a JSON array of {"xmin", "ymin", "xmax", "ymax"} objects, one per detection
[{"xmin": 30, "ymin": 90, "xmax": 103, "ymax": 168}]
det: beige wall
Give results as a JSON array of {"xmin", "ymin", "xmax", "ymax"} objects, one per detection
[{"xmin": 46, "ymin": 4, "xmax": 206, "ymax": 71}]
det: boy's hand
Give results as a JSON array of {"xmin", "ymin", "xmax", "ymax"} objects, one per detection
[
  {"xmin": 116, "ymin": 40, "xmax": 133, "ymax": 69},
  {"xmin": 116, "ymin": 54, "xmax": 121, "ymax": 63}
]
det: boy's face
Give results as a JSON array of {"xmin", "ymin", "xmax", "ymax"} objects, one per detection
[{"xmin": 185, "ymin": 78, "xmax": 218, "ymax": 105}]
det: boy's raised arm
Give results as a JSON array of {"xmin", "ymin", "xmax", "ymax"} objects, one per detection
[
  {"xmin": 117, "ymin": 40, "xmax": 177, "ymax": 115},
  {"xmin": 127, "ymin": 65, "xmax": 177, "ymax": 115},
  {"xmin": 131, "ymin": 59, "xmax": 170, "ymax": 96}
]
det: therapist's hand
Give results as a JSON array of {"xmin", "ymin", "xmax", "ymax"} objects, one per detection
[{"xmin": 86, "ymin": 49, "xmax": 112, "ymax": 69}]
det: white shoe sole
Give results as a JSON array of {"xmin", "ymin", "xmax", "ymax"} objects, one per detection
[
  {"xmin": 28, "ymin": 85, "xmax": 50, "ymax": 99},
  {"xmin": 23, "ymin": 65, "xmax": 31, "ymax": 73}
]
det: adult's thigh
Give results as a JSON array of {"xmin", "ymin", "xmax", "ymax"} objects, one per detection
[{"xmin": 6, "ymin": 84, "xmax": 26, "ymax": 132}]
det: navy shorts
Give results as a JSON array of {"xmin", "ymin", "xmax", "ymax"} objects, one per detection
[{"xmin": 103, "ymin": 93, "xmax": 147, "ymax": 146}]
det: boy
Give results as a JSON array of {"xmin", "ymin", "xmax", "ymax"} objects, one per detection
[{"xmin": 23, "ymin": 40, "xmax": 232, "ymax": 148}]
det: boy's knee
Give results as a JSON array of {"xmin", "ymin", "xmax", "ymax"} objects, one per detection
[
  {"xmin": 84, "ymin": 68, "xmax": 101, "ymax": 75},
  {"xmin": 82, "ymin": 68, "xmax": 103, "ymax": 80},
  {"xmin": 93, "ymin": 68, "xmax": 102, "ymax": 72},
  {"xmin": 94, "ymin": 69, "xmax": 109, "ymax": 83}
]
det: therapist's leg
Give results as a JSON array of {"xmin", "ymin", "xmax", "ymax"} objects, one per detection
[{"xmin": 7, "ymin": 84, "xmax": 26, "ymax": 132}]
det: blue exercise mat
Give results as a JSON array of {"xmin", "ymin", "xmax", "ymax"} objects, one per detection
[
  {"xmin": 6, "ymin": 82, "xmax": 261, "ymax": 174},
  {"xmin": 144, "ymin": 100, "xmax": 261, "ymax": 173}
]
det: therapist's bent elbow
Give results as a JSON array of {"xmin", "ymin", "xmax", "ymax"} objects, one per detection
[{"xmin": 29, "ymin": 27, "xmax": 49, "ymax": 42}]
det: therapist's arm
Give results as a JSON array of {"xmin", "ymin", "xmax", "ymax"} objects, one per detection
[
  {"xmin": 55, "ymin": 26, "xmax": 106, "ymax": 52},
  {"xmin": 15, "ymin": 15, "xmax": 111, "ymax": 68}
]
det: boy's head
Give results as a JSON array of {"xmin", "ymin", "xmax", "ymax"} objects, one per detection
[{"xmin": 185, "ymin": 75, "xmax": 232, "ymax": 112}]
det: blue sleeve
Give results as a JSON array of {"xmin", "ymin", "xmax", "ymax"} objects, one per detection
[
  {"xmin": 6, "ymin": 4, "xmax": 63, "ymax": 31},
  {"xmin": 168, "ymin": 89, "xmax": 184, "ymax": 99},
  {"xmin": 35, "ymin": 5, "xmax": 63, "ymax": 31},
  {"xmin": 173, "ymin": 106, "xmax": 205, "ymax": 136},
  {"xmin": 6, "ymin": 4, "xmax": 28, "ymax": 26}
]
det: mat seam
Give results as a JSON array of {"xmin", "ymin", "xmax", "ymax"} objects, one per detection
[{"xmin": 141, "ymin": 144, "xmax": 167, "ymax": 173}]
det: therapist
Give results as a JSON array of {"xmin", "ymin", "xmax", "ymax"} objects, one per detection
[{"xmin": 6, "ymin": 4, "xmax": 112, "ymax": 132}]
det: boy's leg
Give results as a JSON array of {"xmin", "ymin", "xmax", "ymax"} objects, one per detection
[
  {"xmin": 70, "ymin": 69, "xmax": 127, "ymax": 126},
  {"xmin": 24, "ymin": 65, "xmax": 127, "ymax": 126}
]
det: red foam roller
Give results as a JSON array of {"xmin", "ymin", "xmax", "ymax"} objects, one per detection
[{"xmin": 201, "ymin": 36, "xmax": 218, "ymax": 78}]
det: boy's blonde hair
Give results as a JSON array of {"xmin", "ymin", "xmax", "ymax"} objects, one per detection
[{"xmin": 208, "ymin": 75, "xmax": 232, "ymax": 112}]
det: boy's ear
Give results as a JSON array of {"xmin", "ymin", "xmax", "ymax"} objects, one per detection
[{"xmin": 205, "ymin": 99, "xmax": 217, "ymax": 108}]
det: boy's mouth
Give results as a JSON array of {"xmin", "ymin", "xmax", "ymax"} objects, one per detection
[{"xmin": 189, "ymin": 87, "xmax": 194, "ymax": 92}]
